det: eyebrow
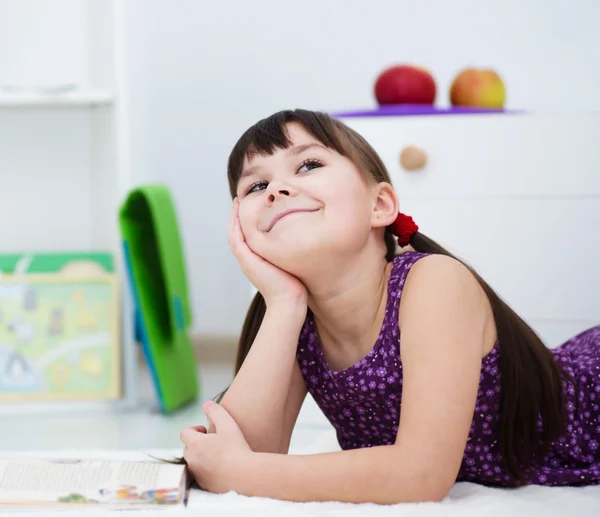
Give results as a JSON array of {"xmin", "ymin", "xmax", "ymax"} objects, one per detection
[
  {"xmin": 287, "ymin": 142, "xmax": 328, "ymax": 156},
  {"xmin": 239, "ymin": 143, "xmax": 328, "ymax": 180}
]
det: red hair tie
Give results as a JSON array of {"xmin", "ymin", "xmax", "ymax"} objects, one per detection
[{"xmin": 389, "ymin": 213, "xmax": 418, "ymax": 247}]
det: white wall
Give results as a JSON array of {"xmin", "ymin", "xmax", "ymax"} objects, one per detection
[
  {"xmin": 0, "ymin": 0, "xmax": 88, "ymax": 87},
  {"xmin": 123, "ymin": 0, "xmax": 600, "ymax": 335}
]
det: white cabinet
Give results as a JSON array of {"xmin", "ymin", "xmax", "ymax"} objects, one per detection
[
  {"xmin": 338, "ymin": 111, "xmax": 600, "ymax": 348},
  {"xmin": 0, "ymin": 0, "xmax": 138, "ymax": 413}
]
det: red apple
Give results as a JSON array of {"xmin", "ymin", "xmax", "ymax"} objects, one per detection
[
  {"xmin": 449, "ymin": 68, "xmax": 506, "ymax": 108},
  {"xmin": 374, "ymin": 65, "xmax": 437, "ymax": 105}
]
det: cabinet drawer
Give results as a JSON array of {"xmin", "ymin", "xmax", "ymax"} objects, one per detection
[
  {"xmin": 400, "ymin": 197, "xmax": 599, "ymax": 321},
  {"xmin": 339, "ymin": 113, "xmax": 600, "ymax": 198}
]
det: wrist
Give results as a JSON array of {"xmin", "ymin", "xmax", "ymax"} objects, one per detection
[
  {"xmin": 265, "ymin": 299, "xmax": 307, "ymax": 322},
  {"xmin": 228, "ymin": 450, "xmax": 257, "ymax": 496}
]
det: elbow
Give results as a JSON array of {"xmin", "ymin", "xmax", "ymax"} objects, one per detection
[
  {"xmin": 408, "ymin": 468, "xmax": 453, "ymax": 503},
  {"xmin": 394, "ymin": 482, "xmax": 451, "ymax": 504},
  {"xmin": 398, "ymin": 482, "xmax": 450, "ymax": 504},
  {"xmin": 411, "ymin": 472, "xmax": 453, "ymax": 503},
  {"xmin": 245, "ymin": 432, "xmax": 288, "ymax": 454},
  {"xmin": 380, "ymin": 460, "xmax": 453, "ymax": 504},
  {"xmin": 247, "ymin": 439, "xmax": 285, "ymax": 455},
  {"xmin": 424, "ymin": 484, "xmax": 451, "ymax": 503},
  {"xmin": 378, "ymin": 483, "xmax": 449, "ymax": 505}
]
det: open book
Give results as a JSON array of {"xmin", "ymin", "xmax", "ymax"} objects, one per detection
[{"xmin": 0, "ymin": 457, "xmax": 190, "ymax": 509}]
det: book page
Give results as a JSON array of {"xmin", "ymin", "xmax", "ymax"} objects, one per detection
[{"xmin": 0, "ymin": 458, "xmax": 186, "ymax": 505}]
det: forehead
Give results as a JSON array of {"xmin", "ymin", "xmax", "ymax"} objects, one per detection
[{"xmin": 241, "ymin": 123, "xmax": 323, "ymax": 170}]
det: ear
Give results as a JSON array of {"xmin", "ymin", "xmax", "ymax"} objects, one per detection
[{"xmin": 371, "ymin": 182, "xmax": 399, "ymax": 229}]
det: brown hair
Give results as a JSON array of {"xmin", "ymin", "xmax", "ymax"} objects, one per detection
[{"xmin": 219, "ymin": 109, "xmax": 567, "ymax": 485}]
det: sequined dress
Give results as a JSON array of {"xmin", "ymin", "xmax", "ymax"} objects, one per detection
[{"xmin": 296, "ymin": 251, "xmax": 600, "ymax": 486}]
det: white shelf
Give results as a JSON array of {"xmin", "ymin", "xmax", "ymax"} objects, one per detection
[
  {"xmin": 0, "ymin": 89, "xmax": 114, "ymax": 108},
  {"xmin": 0, "ymin": 0, "xmax": 138, "ymax": 413}
]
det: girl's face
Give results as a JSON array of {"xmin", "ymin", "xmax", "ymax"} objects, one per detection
[{"xmin": 235, "ymin": 123, "xmax": 394, "ymax": 273}]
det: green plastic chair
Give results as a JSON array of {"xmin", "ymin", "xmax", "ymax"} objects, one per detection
[{"xmin": 119, "ymin": 184, "xmax": 198, "ymax": 413}]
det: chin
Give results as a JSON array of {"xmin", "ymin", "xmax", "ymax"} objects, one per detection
[
  {"xmin": 251, "ymin": 233, "xmax": 331, "ymax": 273},
  {"xmin": 247, "ymin": 219, "xmax": 361, "ymax": 272},
  {"xmin": 267, "ymin": 241, "xmax": 325, "ymax": 270}
]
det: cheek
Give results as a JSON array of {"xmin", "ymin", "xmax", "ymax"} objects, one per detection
[{"xmin": 325, "ymin": 182, "xmax": 372, "ymax": 231}]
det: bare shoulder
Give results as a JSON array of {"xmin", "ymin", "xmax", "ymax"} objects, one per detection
[
  {"xmin": 399, "ymin": 253, "xmax": 490, "ymax": 338},
  {"xmin": 403, "ymin": 253, "xmax": 482, "ymax": 297}
]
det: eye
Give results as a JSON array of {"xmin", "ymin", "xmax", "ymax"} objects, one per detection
[
  {"xmin": 246, "ymin": 180, "xmax": 268, "ymax": 195},
  {"xmin": 297, "ymin": 158, "xmax": 323, "ymax": 174},
  {"xmin": 243, "ymin": 158, "xmax": 323, "ymax": 195}
]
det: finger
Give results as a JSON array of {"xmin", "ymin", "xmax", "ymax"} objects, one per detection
[
  {"xmin": 232, "ymin": 206, "xmax": 270, "ymax": 263},
  {"xmin": 190, "ymin": 425, "xmax": 207, "ymax": 434},
  {"xmin": 230, "ymin": 205, "xmax": 261, "ymax": 269},
  {"xmin": 183, "ymin": 444, "xmax": 192, "ymax": 464},
  {"xmin": 229, "ymin": 200, "xmax": 248, "ymax": 257},
  {"xmin": 180, "ymin": 427, "xmax": 205, "ymax": 446},
  {"xmin": 204, "ymin": 401, "xmax": 244, "ymax": 440},
  {"xmin": 227, "ymin": 200, "xmax": 272, "ymax": 284},
  {"xmin": 228, "ymin": 198, "xmax": 239, "ymax": 246},
  {"xmin": 234, "ymin": 198, "xmax": 245, "ymax": 241},
  {"xmin": 231, "ymin": 200, "xmax": 247, "ymax": 248}
]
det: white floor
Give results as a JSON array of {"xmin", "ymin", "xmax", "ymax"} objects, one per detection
[
  {"xmin": 0, "ymin": 360, "xmax": 332, "ymax": 453},
  {"xmin": 2, "ymin": 362, "xmax": 600, "ymax": 516}
]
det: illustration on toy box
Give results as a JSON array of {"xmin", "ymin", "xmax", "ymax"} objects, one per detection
[{"xmin": 0, "ymin": 253, "xmax": 121, "ymax": 402}]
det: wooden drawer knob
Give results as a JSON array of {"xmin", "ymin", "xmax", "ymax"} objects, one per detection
[{"xmin": 399, "ymin": 146, "xmax": 427, "ymax": 171}]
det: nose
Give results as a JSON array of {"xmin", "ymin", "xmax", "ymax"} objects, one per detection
[
  {"xmin": 268, "ymin": 189, "xmax": 290, "ymax": 203},
  {"xmin": 265, "ymin": 180, "xmax": 296, "ymax": 205}
]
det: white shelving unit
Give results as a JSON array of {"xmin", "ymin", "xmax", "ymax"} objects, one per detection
[
  {"xmin": 0, "ymin": 0, "xmax": 139, "ymax": 414},
  {"xmin": 0, "ymin": 89, "xmax": 114, "ymax": 108}
]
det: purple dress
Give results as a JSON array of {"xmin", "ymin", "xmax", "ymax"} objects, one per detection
[{"xmin": 296, "ymin": 251, "xmax": 600, "ymax": 487}]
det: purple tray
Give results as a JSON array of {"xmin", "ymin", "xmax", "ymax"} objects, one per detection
[{"xmin": 331, "ymin": 105, "xmax": 520, "ymax": 118}]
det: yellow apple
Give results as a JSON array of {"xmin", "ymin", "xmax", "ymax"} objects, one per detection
[{"xmin": 449, "ymin": 68, "xmax": 506, "ymax": 108}]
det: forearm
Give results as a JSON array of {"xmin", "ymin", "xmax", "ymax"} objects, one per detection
[
  {"xmin": 233, "ymin": 446, "xmax": 449, "ymax": 504},
  {"xmin": 217, "ymin": 303, "xmax": 305, "ymax": 452}
]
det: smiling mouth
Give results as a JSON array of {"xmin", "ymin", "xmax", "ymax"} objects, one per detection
[{"xmin": 267, "ymin": 208, "xmax": 319, "ymax": 232}]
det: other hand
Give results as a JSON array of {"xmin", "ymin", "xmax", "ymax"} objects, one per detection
[
  {"xmin": 180, "ymin": 401, "xmax": 252, "ymax": 494},
  {"xmin": 229, "ymin": 198, "xmax": 307, "ymax": 308}
]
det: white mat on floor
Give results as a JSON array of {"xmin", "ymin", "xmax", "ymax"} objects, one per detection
[{"xmin": 2, "ymin": 429, "xmax": 600, "ymax": 516}]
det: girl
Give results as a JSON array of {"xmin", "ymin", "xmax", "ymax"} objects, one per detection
[{"xmin": 179, "ymin": 109, "xmax": 600, "ymax": 504}]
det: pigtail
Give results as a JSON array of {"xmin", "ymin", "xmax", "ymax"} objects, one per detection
[{"xmin": 214, "ymin": 291, "xmax": 266, "ymax": 403}]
